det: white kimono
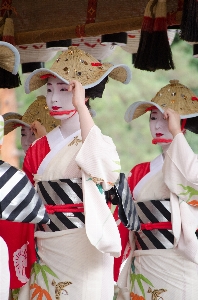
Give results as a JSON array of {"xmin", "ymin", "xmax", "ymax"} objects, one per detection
[
  {"xmin": 117, "ymin": 151, "xmax": 198, "ymax": 300},
  {"xmin": 19, "ymin": 125, "xmax": 121, "ymax": 300}
]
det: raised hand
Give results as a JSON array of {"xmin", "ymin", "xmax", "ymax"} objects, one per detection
[{"xmin": 163, "ymin": 108, "xmax": 182, "ymax": 137}]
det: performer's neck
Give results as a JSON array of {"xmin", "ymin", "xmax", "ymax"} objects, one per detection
[{"xmin": 60, "ymin": 112, "xmax": 81, "ymax": 139}]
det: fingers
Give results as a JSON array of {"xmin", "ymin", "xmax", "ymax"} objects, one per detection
[{"xmin": 163, "ymin": 108, "xmax": 179, "ymax": 120}]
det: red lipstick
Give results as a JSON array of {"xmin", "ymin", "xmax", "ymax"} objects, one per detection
[
  {"xmin": 52, "ymin": 106, "xmax": 61, "ymax": 110},
  {"xmin": 156, "ymin": 133, "xmax": 163, "ymax": 137}
]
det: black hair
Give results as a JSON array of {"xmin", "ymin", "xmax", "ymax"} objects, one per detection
[
  {"xmin": 185, "ymin": 116, "xmax": 198, "ymax": 134},
  {"xmin": 85, "ymin": 76, "xmax": 108, "ymax": 100}
]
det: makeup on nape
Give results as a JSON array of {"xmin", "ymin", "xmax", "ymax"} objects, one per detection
[
  {"xmin": 149, "ymin": 108, "xmax": 173, "ymax": 151},
  {"xmin": 21, "ymin": 126, "xmax": 35, "ymax": 153}
]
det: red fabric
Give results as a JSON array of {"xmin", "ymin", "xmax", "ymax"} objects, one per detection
[
  {"xmin": 0, "ymin": 137, "xmax": 50, "ymax": 288},
  {"xmin": 23, "ymin": 136, "xmax": 50, "ymax": 184},
  {"xmin": 141, "ymin": 221, "xmax": 172, "ymax": 230},
  {"xmin": 0, "ymin": 220, "xmax": 36, "ymax": 289},
  {"xmin": 113, "ymin": 206, "xmax": 129, "ymax": 282},
  {"xmin": 152, "ymin": 138, "xmax": 173, "ymax": 144},
  {"xmin": 45, "ymin": 203, "xmax": 84, "ymax": 213},
  {"xmin": 114, "ymin": 163, "xmax": 150, "ymax": 282},
  {"xmin": 113, "ymin": 162, "xmax": 151, "ymax": 282},
  {"xmin": 0, "ymin": 136, "xmax": 51, "ymax": 288},
  {"xmin": 128, "ymin": 162, "xmax": 150, "ymax": 196}
]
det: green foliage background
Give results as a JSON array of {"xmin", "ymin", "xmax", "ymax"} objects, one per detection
[{"xmin": 15, "ymin": 33, "xmax": 198, "ymax": 173}]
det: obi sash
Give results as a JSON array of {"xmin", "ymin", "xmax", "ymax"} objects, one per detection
[
  {"xmin": 135, "ymin": 199, "xmax": 174, "ymax": 250},
  {"xmin": 37, "ymin": 178, "xmax": 84, "ymax": 232}
]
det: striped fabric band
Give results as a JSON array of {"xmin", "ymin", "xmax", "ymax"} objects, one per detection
[
  {"xmin": 0, "ymin": 160, "xmax": 49, "ymax": 224},
  {"xmin": 115, "ymin": 173, "xmax": 140, "ymax": 231},
  {"xmin": 135, "ymin": 199, "xmax": 174, "ymax": 250},
  {"xmin": 37, "ymin": 178, "xmax": 84, "ymax": 232}
]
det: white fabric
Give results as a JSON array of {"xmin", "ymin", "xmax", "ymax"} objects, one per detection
[
  {"xmin": 19, "ymin": 125, "xmax": 121, "ymax": 300},
  {"xmin": 19, "ymin": 228, "xmax": 114, "ymax": 300},
  {"xmin": 163, "ymin": 133, "xmax": 198, "ymax": 263},
  {"xmin": 117, "ymin": 149, "xmax": 198, "ymax": 299},
  {"xmin": 0, "ymin": 237, "xmax": 10, "ymax": 299},
  {"xmin": 36, "ymin": 125, "xmax": 121, "ymax": 257}
]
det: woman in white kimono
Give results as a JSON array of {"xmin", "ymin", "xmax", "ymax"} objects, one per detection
[
  {"xmin": 117, "ymin": 80, "xmax": 198, "ymax": 300},
  {"xmin": 18, "ymin": 46, "xmax": 132, "ymax": 300}
]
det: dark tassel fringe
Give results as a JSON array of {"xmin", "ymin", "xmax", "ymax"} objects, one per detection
[
  {"xmin": 134, "ymin": 31, "xmax": 155, "ymax": 70},
  {"xmin": 180, "ymin": 0, "xmax": 198, "ymax": 42},
  {"xmin": 147, "ymin": 31, "xmax": 175, "ymax": 71},
  {"xmin": 0, "ymin": 67, "xmax": 21, "ymax": 88},
  {"xmin": 134, "ymin": 16, "xmax": 155, "ymax": 70}
]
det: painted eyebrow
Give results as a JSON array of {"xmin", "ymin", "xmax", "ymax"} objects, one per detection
[{"xmin": 151, "ymin": 111, "xmax": 157, "ymax": 114}]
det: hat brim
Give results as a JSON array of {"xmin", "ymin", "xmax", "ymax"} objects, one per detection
[
  {"xmin": 0, "ymin": 41, "xmax": 20, "ymax": 75},
  {"xmin": 4, "ymin": 118, "xmax": 30, "ymax": 135},
  {"xmin": 125, "ymin": 101, "xmax": 198, "ymax": 123},
  {"xmin": 25, "ymin": 64, "xmax": 132, "ymax": 94}
]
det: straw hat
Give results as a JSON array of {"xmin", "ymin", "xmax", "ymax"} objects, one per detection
[
  {"xmin": 125, "ymin": 79, "xmax": 198, "ymax": 122},
  {"xmin": 0, "ymin": 41, "xmax": 20, "ymax": 75},
  {"xmin": 3, "ymin": 95, "xmax": 60, "ymax": 135},
  {"xmin": 25, "ymin": 46, "xmax": 132, "ymax": 93}
]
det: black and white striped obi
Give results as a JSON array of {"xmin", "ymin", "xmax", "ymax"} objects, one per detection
[
  {"xmin": 37, "ymin": 178, "xmax": 84, "ymax": 232},
  {"xmin": 135, "ymin": 199, "xmax": 174, "ymax": 250},
  {"xmin": 0, "ymin": 160, "xmax": 49, "ymax": 224}
]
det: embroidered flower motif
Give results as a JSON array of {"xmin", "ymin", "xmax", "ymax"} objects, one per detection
[
  {"xmin": 68, "ymin": 136, "xmax": 82, "ymax": 146},
  {"xmin": 87, "ymin": 175, "xmax": 104, "ymax": 193},
  {"xmin": 130, "ymin": 258, "xmax": 154, "ymax": 299},
  {"xmin": 178, "ymin": 184, "xmax": 198, "ymax": 204},
  {"xmin": 52, "ymin": 279, "xmax": 72, "ymax": 300},
  {"xmin": 13, "ymin": 242, "xmax": 29, "ymax": 284},
  {"xmin": 147, "ymin": 287, "xmax": 167, "ymax": 300},
  {"xmin": 130, "ymin": 292, "xmax": 145, "ymax": 300},
  {"xmin": 87, "ymin": 175, "xmax": 104, "ymax": 184},
  {"xmin": 30, "ymin": 283, "xmax": 52, "ymax": 300}
]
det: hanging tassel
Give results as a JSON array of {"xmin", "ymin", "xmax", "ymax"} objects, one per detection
[
  {"xmin": 0, "ymin": 16, "xmax": 5, "ymax": 40},
  {"xmin": 134, "ymin": 0, "xmax": 158, "ymax": 70},
  {"xmin": 147, "ymin": 0, "xmax": 174, "ymax": 71},
  {"xmin": 2, "ymin": 17, "xmax": 15, "ymax": 45},
  {"xmin": 0, "ymin": 66, "xmax": 21, "ymax": 88},
  {"xmin": 180, "ymin": 0, "xmax": 198, "ymax": 42}
]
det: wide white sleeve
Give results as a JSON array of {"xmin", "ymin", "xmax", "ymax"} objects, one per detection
[
  {"xmin": 163, "ymin": 133, "xmax": 198, "ymax": 203},
  {"xmin": 163, "ymin": 133, "xmax": 198, "ymax": 263},
  {"xmin": 76, "ymin": 125, "xmax": 121, "ymax": 191},
  {"xmin": 75, "ymin": 125, "xmax": 121, "ymax": 257}
]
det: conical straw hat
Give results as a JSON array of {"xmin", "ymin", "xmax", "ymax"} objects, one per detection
[
  {"xmin": 125, "ymin": 80, "xmax": 198, "ymax": 122},
  {"xmin": 25, "ymin": 46, "xmax": 132, "ymax": 93},
  {"xmin": 3, "ymin": 95, "xmax": 60, "ymax": 135},
  {"xmin": 0, "ymin": 41, "xmax": 20, "ymax": 74}
]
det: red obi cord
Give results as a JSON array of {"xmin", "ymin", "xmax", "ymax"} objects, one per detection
[
  {"xmin": 141, "ymin": 222, "xmax": 172, "ymax": 230},
  {"xmin": 45, "ymin": 203, "xmax": 84, "ymax": 214}
]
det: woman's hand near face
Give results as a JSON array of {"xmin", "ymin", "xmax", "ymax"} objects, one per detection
[
  {"xmin": 68, "ymin": 80, "xmax": 86, "ymax": 110},
  {"xmin": 68, "ymin": 80, "xmax": 94, "ymax": 142},
  {"xmin": 31, "ymin": 120, "xmax": 47, "ymax": 139},
  {"xmin": 163, "ymin": 108, "xmax": 182, "ymax": 137}
]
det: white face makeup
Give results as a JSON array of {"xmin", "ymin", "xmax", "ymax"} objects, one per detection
[
  {"xmin": 21, "ymin": 126, "xmax": 35, "ymax": 153},
  {"xmin": 46, "ymin": 76, "xmax": 75, "ymax": 120},
  {"xmin": 149, "ymin": 108, "xmax": 173, "ymax": 144}
]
